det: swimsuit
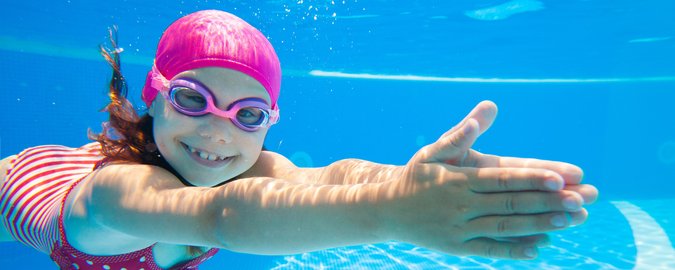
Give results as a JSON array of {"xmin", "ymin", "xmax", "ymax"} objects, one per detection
[{"xmin": 1, "ymin": 143, "xmax": 218, "ymax": 269}]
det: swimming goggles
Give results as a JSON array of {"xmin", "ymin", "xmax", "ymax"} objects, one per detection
[{"xmin": 159, "ymin": 78, "xmax": 279, "ymax": 132}]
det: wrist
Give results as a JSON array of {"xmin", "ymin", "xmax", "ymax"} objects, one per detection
[
  {"xmin": 368, "ymin": 171, "xmax": 407, "ymax": 242},
  {"xmin": 371, "ymin": 165, "xmax": 421, "ymax": 243}
]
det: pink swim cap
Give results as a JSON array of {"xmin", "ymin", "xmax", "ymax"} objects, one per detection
[{"xmin": 141, "ymin": 10, "xmax": 281, "ymax": 110}]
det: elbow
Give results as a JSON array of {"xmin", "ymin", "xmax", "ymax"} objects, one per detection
[
  {"xmin": 211, "ymin": 206, "xmax": 264, "ymax": 253},
  {"xmin": 212, "ymin": 206, "xmax": 236, "ymax": 250}
]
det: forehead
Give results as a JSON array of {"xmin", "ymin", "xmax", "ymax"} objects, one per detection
[{"xmin": 173, "ymin": 67, "xmax": 270, "ymax": 104}]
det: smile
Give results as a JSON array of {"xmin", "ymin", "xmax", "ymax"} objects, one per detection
[{"xmin": 180, "ymin": 142, "xmax": 234, "ymax": 167}]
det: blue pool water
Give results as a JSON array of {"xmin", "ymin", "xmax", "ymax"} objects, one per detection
[{"xmin": 1, "ymin": 0, "xmax": 674, "ymax": 269}]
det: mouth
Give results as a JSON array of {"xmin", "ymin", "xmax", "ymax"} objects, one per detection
[{"xmin": 180, "ymin": 142, "xmax": 234, "ymax": 168}]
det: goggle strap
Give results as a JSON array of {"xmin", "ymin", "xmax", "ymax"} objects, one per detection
[{"xmin": 151, "ymin": 64, "xmax": 170, "ymax": 91}]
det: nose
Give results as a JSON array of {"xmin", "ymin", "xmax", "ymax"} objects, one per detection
[{"xmin": 197, "ymin": 115, "xmax": 235, "ymax": 144}]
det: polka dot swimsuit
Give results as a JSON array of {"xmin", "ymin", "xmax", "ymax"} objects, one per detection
[
  {"xmin": 50, "ymin": 174, "xmax": 219, "ymax": 270},
  {"xmin": 50, "ymin": 238, "xmax": 218, "ymax": 270}
]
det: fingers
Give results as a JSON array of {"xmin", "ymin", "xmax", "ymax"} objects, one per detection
[
  {"xmin": 474, "ymin": 154, "xmax": 584, "ymax": 185},
  {"xmin": 496, "ymin": 234, "xmax": 551, "ymax": 248},
  {"xmin": 474, "ymin": 190, "xmax": 584, "ymax": 216},
  {"xmin": 412, "ymin": 100, "xmax": 496, "ymax": 165},
  {"xmin": 440, "ymin": 100, "xmax": 498, "ymax": 138},
  {"xmin": 563, "ymin": 184, "xmax": 599, "ymax": 204},
  {"xmin": 570, "ymin": 208, "xmax": 589, "ymax": 226},
  {"xmin": 442, "ymin": 209, "xmax": 587, "ymax": 260},
  {"xmin": 467, "ymin": 212, "xmax": 573, "ymax": 238},
  {"xmin": 414, "ymin": 118, "xmax": 480, "ymax": 164},
  {"xmin": 463, "ymin": 167, "xmax": 565, "ymax": 192},
  {"xmin": 463, "ymin": 237, "xmax": 539, "ymax": 260}
]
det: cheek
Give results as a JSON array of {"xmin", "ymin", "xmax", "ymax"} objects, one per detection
[
  {"xmin": 152, "ymin": 110, "xmax": 193, "ymax": 148},
  {"xmin": 239, "ymin": 131, "xmax": 267, "ymax": 158},
  {"xmin": 152, "ymin": 118, "xmax": 173, "ymax": 155},
  {"xmin": 251, "ymin": 129, "xmax": 268, "ymax": 147}
]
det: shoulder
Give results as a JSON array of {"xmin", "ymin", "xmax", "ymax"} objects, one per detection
[
  {"xmin": 258, "ymin": 151, "xmax": 294, "ymax": 167},
  {"xmin": 68, "ymin": 163, "xmax": 183, "ymax": 219},
  {"xmin": 68, "ymin": 163, "xmax": 180, "ymax": 205},
  {"xmin": 239, "ymin": 151, "xmax": 325, "ymax": 183},
  {"xmin": 239, "ymin": 151, "xmax": 297, "ymax": 178},
  {"xmin": 84, "ymin": 163, "xmax": 184, "ymax": 195},
  {"xmin": 63, "ymin": 163, "xmax": 182, "ymax": 253}
]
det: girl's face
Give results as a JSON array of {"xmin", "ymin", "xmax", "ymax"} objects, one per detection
[{"xmin": 149, "ymin": 67, "xmax": 271, "ymax": 186}]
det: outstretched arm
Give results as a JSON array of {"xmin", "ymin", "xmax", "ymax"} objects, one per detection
[
  {"xmin": 72, "ymin": 156, "xmax": 574, "ymax": 259},
  {"xmin": 246, "ymin": 101, "xmax": 598, "ymax": 204},
  {"xmin": 236, "ymin": 100, "xmax": 599, "ymax": 258}
]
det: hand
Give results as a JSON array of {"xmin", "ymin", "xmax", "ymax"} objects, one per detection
[
  {"xmin": 412, "ymin": 100, "xmax": 598, "ymax": 205},
  {"xmin": 380, "ymin": 160, "xmax": 574, "ymax": 260},
  {"xmin": 380, "ymin": 101, "xmax": 598, "ymax": 259}
]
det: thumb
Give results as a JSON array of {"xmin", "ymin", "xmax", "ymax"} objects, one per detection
[
  {"xmin": 417, "ymin": 118, "xmax": 480, "ymax": 164},
  {"xmin": 441, "ymin": 100, "xmax": 498, "ymax": 138}
]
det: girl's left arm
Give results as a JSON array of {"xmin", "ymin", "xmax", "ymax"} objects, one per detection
[
  {"xmin": 245, "ymin": 143, "xmax": 596, "ymax": 204},
  {"xmin": 242, "ymin": 151, "xmax": 395, "ymax": 185},
  {"xmin": 244, "ymin": 100, "xmax": 597, "ymax": 205}
]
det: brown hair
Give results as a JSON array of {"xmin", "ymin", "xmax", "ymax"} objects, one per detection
[
  {"xmin": 88, "ymin": 27, "xmax": 159, "ymax": 167},
  {"xmin": 89, "ymin": 27, "xmax": 205, "ymax": 257}
]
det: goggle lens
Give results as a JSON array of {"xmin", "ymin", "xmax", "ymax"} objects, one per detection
[
  {"xmin": 171, "ymin": 87, "xmax": 207, "ymax": 112},
  {"xmin": 236, "ymin": 107, "xmax": 267, "ymax": 126}
]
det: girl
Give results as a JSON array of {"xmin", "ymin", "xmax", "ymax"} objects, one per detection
[{"xmin": 1, "ymin": 10, "xmax": 597, "ymax": 269}]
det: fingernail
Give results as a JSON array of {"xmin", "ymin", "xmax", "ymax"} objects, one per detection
[
  {"xmin": 563, "ymin": 197, "xmax": 581, "ymax": 210},
  {"xmin": 523, "ymin": 247, "xmax": 537, "ymax": 258},
  {"xmin": 550, "ymin": 214, "xmax": 568, "ymax": 227},
  {"xmin": 545, "ymin": 179, "xmax": 562, "ymax": 190}
]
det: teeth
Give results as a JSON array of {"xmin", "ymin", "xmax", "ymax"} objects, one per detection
[{"xmin": 185, "ymin": 143, "xmax": 228, "ymax": 161}]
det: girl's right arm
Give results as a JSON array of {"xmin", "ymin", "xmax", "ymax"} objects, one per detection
[
  {"xmin": 71, "ymin": 159, "xmax": 570, "ymax": 259},
  {"xmin": 67, "ymin": 163, "xmax": 387, "ymax": 254}
]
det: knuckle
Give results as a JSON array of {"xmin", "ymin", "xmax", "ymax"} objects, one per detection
[
  {"xmin": 497, "ymin": 171, "xmax": 510, "ymax": 189},
  {"xmin": 421, "ymin": 144, "xmax": 434, "ymax": 154},
  {"xmin": 448, "ymin": 134, "xmax": 462, "ymax": 149},
  {"xmin": 415, "ymin": 146, "xmax": 432, "ymax": 161},
  {"xmin": 497, "ymin": 218, "xmax": 511, "ymax": 233},
  {"xmin": 485, "ymin": 245, "xmax": 497, "ymax": 258},
  {"xmin": 504, "ymin": 196, "xmax": 516, "ymax": 213},
  {"xmin": 508, "ymin": 247, "xmax": 516, "ymax": 259}
]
